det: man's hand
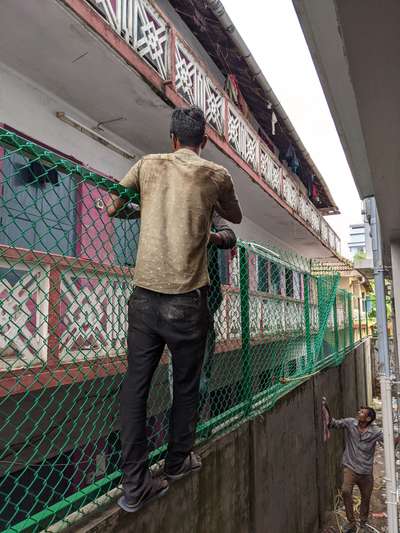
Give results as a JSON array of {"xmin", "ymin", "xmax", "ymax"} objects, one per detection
[
  {"xmin": 107, "ymin": 195, "xmax": 140, "ymax": 219},
  {"xmin": 107, "ymin": 194, "xmax": 125, "ymax": 218},
  {"xmin": 209, "ymin": 232, "xmax": 223, "ymax": 246}
]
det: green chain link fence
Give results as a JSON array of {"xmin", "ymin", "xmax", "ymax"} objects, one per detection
[{"xmin": 0, "ymin": 127, "xmax": 367, "ymax": 532}]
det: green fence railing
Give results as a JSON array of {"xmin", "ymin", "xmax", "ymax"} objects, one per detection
[{"xmin": 0, "ymin": 128, "xmax": 365, "ymax": 532}]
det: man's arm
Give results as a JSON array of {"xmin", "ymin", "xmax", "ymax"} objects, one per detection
[
  {"xmin": 322, "ymin": 398, "xmax": 350, "ymax": 430},
  {"xmin": 329, "ymin": 418, "xmax": 351, "ymax": 430},
  {"xmin": 107, "ymin": 160, "xmax": 142, "ymax": 218},
  {"xmin": 209, "ymin": 212, "xmax": 237, "ymax": 249},
  {"xmin": 215, "ymin": 170, "xmax": 242, "ymax": 224},
  {"xmin": 376, "ymin": 430, "xmax": 400, "ymax": 446},
  {"xmin": 108, "ymin": 202, "xmax": 141, "ymax": 219}
]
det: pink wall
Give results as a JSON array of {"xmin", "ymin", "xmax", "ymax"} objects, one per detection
[
  {"xmin": 0, "ymin": 147, "xmax": 4, "ymax": 199},
  {"xmin": 75, "ymin": 182, "xmax": 116, "ymax": 266}
]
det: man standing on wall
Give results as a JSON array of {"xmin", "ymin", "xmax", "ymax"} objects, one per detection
[
  {"xmin": 107, "ymin": 106, "xmax": 242, "ymax": 512},
  {"xmin": 328, "ymin": 405, "xmax": 384, "ymax": 532}
]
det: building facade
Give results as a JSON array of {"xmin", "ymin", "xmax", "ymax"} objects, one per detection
[
  {"xmin": 348, "ymin": 222, "xmax": 373, "ymax": 259},
  {"xmin": 0, "ymin": 0, "xmax": 357, "ymax": 530}
]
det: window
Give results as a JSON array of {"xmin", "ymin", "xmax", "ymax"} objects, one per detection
[
  {"xmin": 249, "ymin": 253, "xmax": 258, "ymax": 292},
  {"xmin": 285, "ymin": 268, "xmax": 294, "ymax": 298},
  {"xmin": 1, "ymin": 152, "xmax": 76, "ymax": 256},
  {"xmin": 257, "ymin": 257, "xmax": 269, "ymax": 292},
  {"xmin": 270, "ymin": 262, "xmax": 281, "ymax": 295},
  {"xmin": 218, "ymin": 249, "xmax": 230, "ymax": 285},
  {"xmin": 287, "ymin": 359, "xmax": 297, "ymax": 375},
  {"xmin": 293, "ymin": 272, "xmax": 301, "ymax": 300}
]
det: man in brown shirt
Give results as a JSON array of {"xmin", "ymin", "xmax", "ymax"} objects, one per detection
[{"xmin": 107, "ymin": 106, "xmax": 242, "ymax": 512}]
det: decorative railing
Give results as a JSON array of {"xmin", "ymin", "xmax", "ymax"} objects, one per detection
[
  {"xmin": 86, "ymin": 0, "xmax": 341, "ymax": 255},
  {"xmin": 0, "ymin": 244, "xmax": 322, "ymax": 374}
]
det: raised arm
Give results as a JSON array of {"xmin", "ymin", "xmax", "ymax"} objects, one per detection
[
  {"xmin": 322, "ymin": 398, "xmax": 350, "ymax": 430},
  {"xmin": 107, "ymin": 160, "xmax": 142, "ymax": 218},
  {"xmin": 329, "ymin": 418, "xmax": 352, "ymax": 430},
  {"xmin": 215, "ymin": 170, "xmax": 242, "ymax": 224},
  {"xmin": 209, "ymin": 212, "xmax": 237, "ymax": 249}
]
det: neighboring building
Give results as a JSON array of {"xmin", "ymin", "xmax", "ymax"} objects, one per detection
[
  {"xmin": 348, "ymin": 222, "xmax": 373, "ymax": 259},
  {"xmin": 348, "ymin": 223, "xmax": 366, "ymax": 257},
  {"xmin": 0, "ymin": 0, "xmax": 350, "ymax": 529}
]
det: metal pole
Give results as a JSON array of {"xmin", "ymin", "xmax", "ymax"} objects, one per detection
[
  {"xmin": 304, "ymin": 273, "xmax": 313, "ymax": 370},
  {"xmin": 333, "ymin": 295, "xmax": 340, "ymax": 358},
  {"xmin": 239, "ymin": 245, "xmax": 252, "ymax": 416},
  {"xmin": 358, "ymin": 297, "xmax": 363, "ymax": 341},
  {"xmin": 348, "ymin": 292, "xmax": 354, "ymax": 347},
  {"xmin": 343, "ymin": 292, "xmax": 347, "ymax": 349},
  {"xmin": 368, "ymin": 197, "xmax": 398, "ymax": 532},
  {"xmin": 314, "ymin": 276, "xmax": 323, "ymax": 360}
]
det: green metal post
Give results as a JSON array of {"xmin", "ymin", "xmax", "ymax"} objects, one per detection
[
  {"xmin": 333, "ymin": 295, "xmax": 340, "ymax": 358},
  {"xmin": 314, "ymin": 276, "xmax": 323, "ymax": 360},
  {"xmin": 239, "ymin": 245, "xmax": 252, "ymax": 416},
  {"xmin": 365, "ymin": 297, "xmax": 369, "ymax": 336},
  {"xmin": 342, "ymin": 292, "xmax": 347, "ymax": 349},
  {"xmin": 358, "ymin": 297, "xmax": 362, "ymax": 341},
  {"xmin": 348, "ymin": 293, "xmax": 354, "ymax": 347},
  {"xmin": 304, "ymin": 273, "xmax": 313, "ymax": 369}
]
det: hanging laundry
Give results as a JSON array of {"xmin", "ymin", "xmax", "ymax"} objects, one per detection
[
  {"xmin": 225, "ymin": 74, "xmax": 249, "ymax": 118},
  {"xmin": 284, "ymin": 144, "xmax": 300, "ymax": 175},
  {"xmin": 305, "ymin": 174, "xmax": 313, "ymax": 198},
  {"xmin": 312, "ymin": 180, "xmax": 320, "ymax": 202},
  {"xmin": 28, "ymin": 161, "xmax": 59, "ymax": 186},
  {"xmin": 271, "ymin": 112, "xmax": 278, "ymax": 135}
]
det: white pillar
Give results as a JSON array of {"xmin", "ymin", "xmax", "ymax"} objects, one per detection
[{"xmin": 368, "ymin": 199, "xmax": 398, "ymax": 532}]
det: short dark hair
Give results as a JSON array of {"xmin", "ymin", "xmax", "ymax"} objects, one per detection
[
  {"xmin": 170, "ymin": 106, "xmax": 206, "ymax": 147},
  {"xmin": 361, "ymin": 406, "xmax": 376, "ymax": 425}
]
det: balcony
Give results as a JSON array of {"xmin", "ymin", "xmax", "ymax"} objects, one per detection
[
  {"xmin": 69, "ymin": 0, "xmax": 341, "ymax": 256},
  {"xmin": 0, "ymin": 0, "xmax": 341, "ymax": 258}
]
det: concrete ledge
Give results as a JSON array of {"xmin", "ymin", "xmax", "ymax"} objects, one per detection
[{"xmin": 67, "ymin": 344, "xmax": 369, "ymax": 533}]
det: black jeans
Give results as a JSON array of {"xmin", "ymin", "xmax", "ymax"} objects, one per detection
[{"xmin": 120, "ymin": 286, "xmax": 209, "ymax": 502}]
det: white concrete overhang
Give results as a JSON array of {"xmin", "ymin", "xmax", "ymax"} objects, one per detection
[
  {"xmin": 0, "ymin": 0, "xmax": 339, "ymax": 259},
  {"xmin": 293, "ymin": 0, "xmax": 400, "ymax": 254}
]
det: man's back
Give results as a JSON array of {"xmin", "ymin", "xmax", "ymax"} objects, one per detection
[{"xmin": 120, "ymin": 148, "xmax": 240, "ymax": 293}]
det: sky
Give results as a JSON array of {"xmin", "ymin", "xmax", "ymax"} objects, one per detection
[{"xmin": 222, "ymin": 0, "xmax": 363, "ymax": 257}]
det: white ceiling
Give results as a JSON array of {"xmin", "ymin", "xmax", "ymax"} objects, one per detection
[{"xmin": 294, "ymin": 0, "xmax": 400, "ymax": 252}]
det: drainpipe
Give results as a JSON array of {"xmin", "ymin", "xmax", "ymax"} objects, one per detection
[
  {"xmin": 367, "ymin": 197, "xmax": 398, "ymax": 532},
  {"xmin": 206, "ymin": 0, "xmax": 337, "ymax": 214}
]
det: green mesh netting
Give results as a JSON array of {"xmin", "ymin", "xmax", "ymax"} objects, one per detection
[{"xmin": 0, "ymin": 127, "xmax": 366, "ymax": 532}]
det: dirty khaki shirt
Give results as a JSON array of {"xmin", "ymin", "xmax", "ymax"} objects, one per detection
[
  {"xmin": 330, "ymin": 418, "xmax": 384, "ymax": 474},
  {"xmin": 119, "ymin": 148, "xmax": 242, "ymax": 294}
]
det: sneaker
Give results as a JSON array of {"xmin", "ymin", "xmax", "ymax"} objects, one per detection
[
  {"xmin": 118, "ymin": 477, "xmax": 169, "ymax": 513},
  {"xmin": 164, "ymin": 452, "xmax": 202, "ymax": 481}
]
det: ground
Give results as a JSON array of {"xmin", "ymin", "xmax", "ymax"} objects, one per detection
[{"xmin": 321, "ymin": 401, "xmax": 389, "ymax": 533}]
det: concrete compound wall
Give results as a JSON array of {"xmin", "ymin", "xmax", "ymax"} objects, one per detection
[{"xmin": 69, "ymin": 341, "xmax": 370, "ymax": 533}]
